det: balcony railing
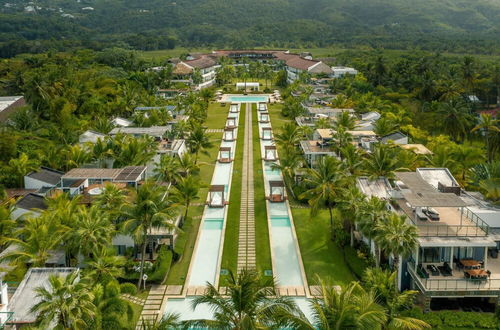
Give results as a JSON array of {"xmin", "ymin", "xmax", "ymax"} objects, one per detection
[
  {"xmin": 414, "ymin": 224, "xmax": 488, "ymax": 237},
  {"xmin": 0, "ymin": 311, "xmax": 13, "ymax": 328},
  {"xmin": 408, "ymin": 261, "xmax": 500, "ymax": 292}
]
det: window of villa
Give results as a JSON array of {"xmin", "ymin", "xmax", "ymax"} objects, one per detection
[{"xmin": 421, "ymin": 247, "xmax": 451, "ymax": 263}]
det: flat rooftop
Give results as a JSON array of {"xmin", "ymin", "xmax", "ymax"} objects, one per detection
[
  {"xmin": 300, "ymin": 140, "xmax": 336, "ymax": 154},
  {"xmin": 8, "ymin": 268, "xmax": 77, "ymax": 323},
  {"xmin": 0, "ymin": 96, "xmax": 23, "ymax": 113},
  {"xmin": 357, "ymin": 177, "xmax": 391, "ymax": 199},
  {"xmin": 109, "ymin": 126, "xmax": 170, "ymax": 136},
  {"xmin": 62, "ymin": 166, "xmax": 146, "ymax": 181}
]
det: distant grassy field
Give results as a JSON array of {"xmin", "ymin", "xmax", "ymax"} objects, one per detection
[{"xmin": 139, "ymin": 47, "xmax": 500, "ymax": 63}]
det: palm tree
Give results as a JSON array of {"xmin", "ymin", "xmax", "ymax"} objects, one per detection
[
  {"xmin": 364, "ymin": 144, "xmax": 406, "ymax": 180},
  {"xmin": 434, "ymin": 98, "xmax": 474, "ymax": 141},
  {"xmin": 93, "ymin": 182, "xmax": 127, "ymax": 218},
  {"xmin": 0, "ymin": 202, "xmax": 16, "ymax": 250},
  {"xmin": 270, "ymin": 149, "xmax": 303, "ymax": 199},
  {"xmin": 172, "ymin": 176, "xmax": 200, "ymax": 226},
  {"xmin": 122, "ymin": 182, "xmax": 179, "ymax": 288},
  {"xmin": 91, "ymin": 137, "xmax": 113, "ymax": 167},
  {"xmin": 332, "ymin": 127, "xmax": 353, "ymax": 159},
  {"xmin": 451, "ymin": 145, "xmax": 485, "ymax": 182},
  {"xmin": 87, "ymin": 249, "xmax": 126, "ymax": 284},
  {"xmin": 186, "ymin": 269, "xmax": 299, "ymax": 329},
  {"xmin": 337, "ymin": 186, "xmax": 366, "ymax": 247},
  {"xmin": 274, "ymin": 122, "xmax": 304, "ymax": 149},
  {"xmin": 373, "ymin": 117, "xmax": 399, "ymax": 137},
  {"xmin": 340, "ymin": 144, "xmax": 365, "ymax": 176},
  {"xmin": 281, "ymin": 280, "xmax": 387, "ymax": 329},
  {"xmin": 113, "ymin": 135, "xmax": 157, "ymax": 168},
  {"xmin": 154, "ymin": 154, "xmax": 181, "ymax": 183},
  {"xmin": 71, "ymin": 205, "xmax": 116, "ymax": 259},
  {"xmin": 375, "ymin": 213, "xmax": 418, "ymax": 286},
  {"xmin": 176, "ymin": 153, "xmax": 200, "ymax": 178},
  {"xmin": 63, "ymin": 144, "xmax": 92, "ymax": 171},
  {"xmin": 6, "ymin": 152, "xmax": 39, "ymax": 187},
  {"xmin": 140, "ymin": 313, "xmax": 181, "ymax": 329},
  {"xmin": 187, "ymin": 125, "xmax": 214, "ymax": 164},
  {"xmin": 92, "ymin": 281, "xmax": 134, "ymax": 329},
  {"xmin": 315, "ymin": 117, "xmax": 331, "ymax": 129},
  {"xmin": 0, "ymin": 214, "xmax": 66, "ymax": 267},
  {"xmin": 472, "ymin": 114, "xmax": 499, "ymax": 163},
  {"xmin": 31, "ymin": 271, "xmax": 96, "ymax": 329},
  {"xmin": 299, "ymin": 156, "xmax": 346, "ymax": 240},
  {"xmin": 358, "ymin": 197, "xmax": 388, "ymax": 268},
  {"xmin": 364, "ymin": 268, "xmax": 430, "ymax": 330},
  {"xmin": 332, "ymin": 111, "xmax": 356, "ymax": 130}
]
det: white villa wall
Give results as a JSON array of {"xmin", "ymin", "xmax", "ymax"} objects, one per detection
[{"xmin": 112, "ymin": 234, "xmax": 135, "ymax": 248}]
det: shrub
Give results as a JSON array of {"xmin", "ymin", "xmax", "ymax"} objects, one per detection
[
  {"xmin": 402, "ymin": 308, "xmax": 498, "ymax": 329},
  {"xmin": 120, "ymin": 282, "xmax": 138, "ymax": 295},
  {"xmin": 148, "ymin": 246, "xmax": 173, "ymax": 283}
]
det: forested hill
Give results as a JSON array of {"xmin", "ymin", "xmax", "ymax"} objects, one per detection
[{"xmin": 1, "ymin": 0, "xmax": 500, "ymax": 57}]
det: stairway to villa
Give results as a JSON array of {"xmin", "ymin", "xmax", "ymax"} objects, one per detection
[{"xmin": 237, "ymin": 103, "xmax": 256, "ymax": 273}]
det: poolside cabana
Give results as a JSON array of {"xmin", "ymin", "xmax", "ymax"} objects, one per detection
[
  {"xmin": 263, "ymin": 146, "xmax": 278, "ymax": 161},
  {"xmin": 223, "ymin": 128, "xmax": 236, "ymax": 141},
  {"xmin": 261, "ymin": 127, "xmax": 273, "ymax": 140},
  {"xmin": 208, "ymin": 185, "xmax": 226, "ymax": 208},
  {"xmin": 259, "ymin": 112, "xmax": 270, "ymax": 123},
  {"xmin": 236, "ymin": 82, "xmax": 259, "ymax": 91},
  {"xmin": 230, "ymin": 103, "xmax": 239, "ymax": 113},
  {"xmin": 218, "ymin": 147, "xmax": 232, "ymax": 163},
  {"xmin": 226, "ymin": 116, "xmax": 238, "ymax": 128},
  {"xmin": 268, "ymin": 181, "xmax": 285, "ymax": 203},
  {"xmin": 258, "ymin": 102, "xmax": 267, "ymax": 111}
]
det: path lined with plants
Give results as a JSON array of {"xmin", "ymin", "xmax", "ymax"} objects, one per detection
[{"xmin": 237, "ymin": 103, "xmax": 256, "ymax": 273}]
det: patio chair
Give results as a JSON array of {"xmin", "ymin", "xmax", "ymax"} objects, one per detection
[{"xmin": 417, "ymin": 264, "xmax": 429, "ymax": 279}]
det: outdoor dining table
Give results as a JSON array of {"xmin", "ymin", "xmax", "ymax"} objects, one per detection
[
  {"xmin": 465, "ymin": 269, "xmax": 488, "ymax": 279},
  {"xmin": 460, "ymin": 259, "xmax": 481, "ymax": 269}
]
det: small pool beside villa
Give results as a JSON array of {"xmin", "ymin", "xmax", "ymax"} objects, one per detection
[{"xmin": 223, "ymin": 95, "xmax": 269, "ymax": 103}]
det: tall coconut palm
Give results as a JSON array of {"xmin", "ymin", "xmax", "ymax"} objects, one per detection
[
  {"xmin": 364, "ymin": 268, "xmax": 430, "ymax": 330},
  {"xmin": 340, "ymin": 144, "xmax": 365, "ymax": 176},
  {"xmin": 171, "ymin": 176, "xmax": 200, "ymax": 225},
  {"xmin": 315, "ymin": 117, "xmax": 332, "ymax": 129},
  {"xmin": 122, "ymin": 182, "xmax": 179, "ymax": 288},
  {"xmin": 280, "ymin": 280, "xmax": 387, "ymax": 329},
  {"xmin": 274, "ymin": 122, "xmax": 304, "ymax": 149},
  {"xmin": 376, "ymin": 213, "xmax": 418, "ymax": 286},
  {"xmin": 31, "ymin": 271, "xmax": 96, "ymax": 329},
  {"xmin": 0, "ymin": 202, "xmax": 16, "ymax": 250},
  {"xmin": 332, "ymin": 127, "xmax": 353, "ymax": 159},
  {"xmin": 177, "ymin": 153, "xmax": 201, "ymax": 177},
  {"xmin": 93, "ymin": 182, "xmax": 127, "ymax": 218},
  {"xmin": 6, "ymin": 152, "xmax": 39, "ymax": 187},
  {"xmin": 154, "ymin": 154, "xmax": 181, "ymax": 183},
  {"xmin": 140, "ymin": 313, "xmax": 181, "ymax": 329},
  {"xmin": 332, "ymin": 110, "xmax": 356, "ymax": 130},
  {"xmin": 63, "ymin": 144, "xmax": 92, "ymax": 171},
  {"xmin": 187, "ymin": 125, "xmax": 214, "ymax": 164},
  {"xmin": 434, "ymin": 98, "xmax": 474, "ymax": 142},
  {"xmin": 358, "ymin": 197, "xmax": 388, "ymax": 268},
  {"xmin": 364, "ymin": 144, "xmax": 406, "ymax": 180},
  {"xmin": 337, "ymin": 186, "xmax": 366, "ymax": 247},
  {"xmin": 113, "ymin": 135, "xmax": 157, "ymax": 168},
  {"xmin": 472, "ymin": 113, "xmax": 499, "ymax": 163},
  {"xmin": 299, "ymin": 156, "xmax": 346, "ymax": 240},
  {"xmin": 87, "ymin": 248, "xmax": 126, "ymax": 284},
  {"xmin": 270, "ymin": 149, "xmax": 302, "ymax": 199},
  {"xmin": 0, "ymin": 214, "xmax": 66, "ymax": 267},
  {"xmin": 186, "ymin": 269, "xmax": 299, "ymax": 329},
  {"xmin": 451, "ymin": 145, "xmax": 485, "ymax": 182},
  {"xmin": 71, "ymin": 205, "xmax": 116, "ymax": 259}
]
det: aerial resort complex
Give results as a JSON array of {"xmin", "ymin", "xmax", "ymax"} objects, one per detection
[{"xmin": 0, "ymin": 41, "xmax": 499, "ymax": 330}]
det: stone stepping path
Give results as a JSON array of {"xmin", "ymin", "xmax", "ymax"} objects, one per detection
[
  {"xmin": 136, "ymin": 284, "xmax": 167, "ymax": 329},
  {"xmin": 121, "ymin": 294, "xmax": 146, "ymax": 306},
  {"xmin": 206, "ymin": 128, "xmax": 224, "ymax": 133},
  {"xmin": 237, "ymin": 103, "xmax": 256, "ymax": 273}
]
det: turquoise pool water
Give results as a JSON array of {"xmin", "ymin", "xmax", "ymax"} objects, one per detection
[
  {"xmin": 229, "ymin": 95, "xmax": 268, "ymax": 103},
  {"xmin": 271, "ymin": 216, "xmax": 291, "ymax": 227},
  {"xmin": 204, "ymin": 219, "xmax": 224, "ymax": 229}
]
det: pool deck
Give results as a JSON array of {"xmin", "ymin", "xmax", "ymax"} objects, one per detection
[
  {"xmin": 219, "ymin": 94, "xmax": 271, "ymax": 103},
  {"xmin": 257, "ymin": 103, "xmax": 310, "ymax": 295}
]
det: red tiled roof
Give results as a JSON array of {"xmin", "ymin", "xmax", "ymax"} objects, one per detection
[{"xmin": 184, "ymin": 56, "xmax": 217, "ymax": 69}]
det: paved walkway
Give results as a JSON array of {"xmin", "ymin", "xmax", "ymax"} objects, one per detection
[
  {"xmin": 206, "ymin": 128, "xmax": 224, "ymax": 133},
  {"xmin": 237, "ymin": 103, "xmax": 256, "ymax": 273},
  {"xmin": 135, "ymin": 284, "xmax": 167, "ymax": 329},
  {"xmin": 121, "ymin": 294, "xmax": 146, "ymax": 306}
]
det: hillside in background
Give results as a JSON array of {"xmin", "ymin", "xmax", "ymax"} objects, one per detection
[{"xmin": 0, "ymin": 0, "xmax": 499, "ymax": 57}]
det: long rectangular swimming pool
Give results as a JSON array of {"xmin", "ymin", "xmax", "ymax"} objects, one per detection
[{"xmin": 228, "ymin": 95, "xmax": 268, "ymax": 103}]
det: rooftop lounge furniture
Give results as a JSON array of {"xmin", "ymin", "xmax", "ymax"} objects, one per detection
[
  {"xmin": 438, "ymin": 262, "xmax": 453, "ymax": 276},
  {"xmin": 414, "ymin": 209, "xmax": 428, "ymax": 221},
  {"xmin": 423, "ymin": 207, "xmax": 440, "ymax": 221},
  {"xmin": 268, "ymin": 181, "xmax": 285, "ymax": 203},
  {"xmin": 426, "ymin": 264, "xmax": 440, "ymax": 276},
  {"xmin": 208, "ymin": 185, "xmax": 226, "ymax": 208}
]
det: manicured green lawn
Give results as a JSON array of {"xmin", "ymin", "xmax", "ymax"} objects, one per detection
[
  {"xmin": 127, "ymin": 302, "xmax": 143, "ymax": 329},
  {"xmin": 267, "ymin": 103, "xmax": 290, "ymax": 132},
  {"xmin": 292, "ymin": 208, "xmax": 366, "ymax": 286},
  {"xmin": 252, "ymin": 104, "xmax": 272, "ymax": 274},
  {"xmin": 220, "ymin": 105, "xmax": 246, "ymax": 281},
  {"xmin": 206, "ymin": 102, "xmax": 230, "ymax": 129}
]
